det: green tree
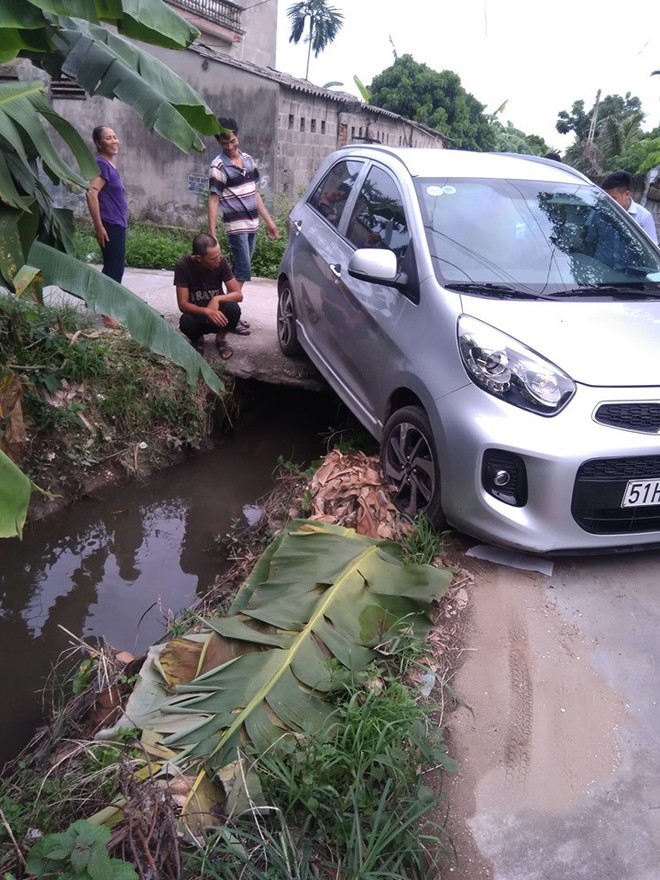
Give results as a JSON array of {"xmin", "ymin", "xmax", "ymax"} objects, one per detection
[
  {"xmin": 368, "ymin": 54, "xmax": 495, "ymax": 151},
  {"xmin": 0, "ymin": 0, "xmax": 224, "ymax": 537},
  {"xmin": 556, "ymin": 93, "xmax": 645, "ymax": 174},
  {"xmin": 287, "ymin": 0, "xmax": 344, "ymax": 80},
  {"xmin": 490, "ymin": 120, "xmax": 549, "ymax": 156},
  {"xmin": 616, "ymin": 129, "xmax": 660, "ymax": 175}
]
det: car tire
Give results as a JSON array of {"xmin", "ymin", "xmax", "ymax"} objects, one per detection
[
  {"xmin": 380, "ymin": 405, "xmax": 446, "ymax": 528},
  {"xmin": 277, "ymin": 282, "xmax": 303, "ymax": 356}
]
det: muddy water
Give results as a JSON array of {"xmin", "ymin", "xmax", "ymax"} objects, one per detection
[{"xmin": 0, "ymin": 385, "xmax": 340, "ymax": 767}]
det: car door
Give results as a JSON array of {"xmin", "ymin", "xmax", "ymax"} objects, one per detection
[
  {"xmin": 321, "ymin": 162, "xmax": 414, "ymax": 433},
  {"xmin": 286, "ymin": 159, "xmax": 365, "ymax": 367}
]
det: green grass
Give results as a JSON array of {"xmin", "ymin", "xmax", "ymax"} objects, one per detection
[
  {"xmin": 74, "ymin": 195, "xmax": 292, "ymax": 279},
  {"xmin": 401, "ymin": 513, "xmax": 447, "ymax": 565},
  {"xmin": 0, "ymin": 296, "xmax": 217, "ymax": 490},
  {"xmin": 184, "ymin": 671, "xmax": 457, "ymax": 879}
]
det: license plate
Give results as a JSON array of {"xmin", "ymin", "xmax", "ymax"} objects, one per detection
[{"xmin": 622, "ymin": 479, "xmax": 660, "ymax": 508}]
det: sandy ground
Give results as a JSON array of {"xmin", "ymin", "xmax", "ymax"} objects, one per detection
[{"xmin": 442, "ymin": 548, "xmax": 660, "ymax": 880}]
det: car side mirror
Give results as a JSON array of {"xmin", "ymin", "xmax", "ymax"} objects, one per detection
[{"xmin": 347, "ymin": 248, "xmax": 399, "ymax": 284}]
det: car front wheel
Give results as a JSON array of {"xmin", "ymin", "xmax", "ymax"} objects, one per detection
[
  {"xmin": 277, "ymin": 282, "xmax": 303, "ymax": 356},
  {"xmin": 380, "ymin": 405, "xmax": 446, "ymax": 527}
]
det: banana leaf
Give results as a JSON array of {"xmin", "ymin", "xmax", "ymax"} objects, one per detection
[
  {"xmin": 152, "ymin": 520, "xmax": 453, "ymax": 772},
  {"xmin": 52, "ymin": 19, "xmax": 218, "ymax": 137},
  {"xmin": 1, "ymin": 2, "xmax": 218, "ymax": 151},
  {"xmin": 1, "ymin": 81, "xmax": 97, "ymax": 188},
  {"xmin": 6, "ymin": 0, "xmax": 199, "ymax": 50},
  {"xmin": 0, "ymin": 449, "xmax": 33, "ymax": 539},
  {"xmin": 0, "ymin": 5, "xmax": 45, "ymax": 29}
]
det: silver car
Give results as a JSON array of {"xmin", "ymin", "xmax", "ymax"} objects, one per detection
[{"xmin": 276, "ymin": 146, "xmax": 660, "ymax": 554}]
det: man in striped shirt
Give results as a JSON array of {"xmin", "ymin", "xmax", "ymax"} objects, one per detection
[{"xmin": 207, "ymin": 117, "xmax": 280, "ymax": 298}]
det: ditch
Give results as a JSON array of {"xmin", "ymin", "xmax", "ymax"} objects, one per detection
[{"xmin": 0, "ymin": 381, "xmax": 355, "ymax": 768}]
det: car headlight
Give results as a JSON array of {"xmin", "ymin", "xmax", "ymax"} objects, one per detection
[{"xmin": 457, "ymin": 315, "xmax": 575, "ymax": 415}]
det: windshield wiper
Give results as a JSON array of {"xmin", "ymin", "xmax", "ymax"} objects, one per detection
[
  {"xmin": 444, "ymin": 282, "xmax": 542, "ymax": 300},
  {"xmin": 549, "ymin": 282, "xmax": 660, "ymax": 298}
]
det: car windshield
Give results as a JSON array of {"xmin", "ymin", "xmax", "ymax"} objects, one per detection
[{"xmin": 415, "ymin": 177, "xmax": 660, "ymax": 296}]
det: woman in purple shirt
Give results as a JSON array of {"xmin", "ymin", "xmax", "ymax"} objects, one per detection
[{"xmin": 85, "ymin": 125, "xmax": 128, "ymax": 326}]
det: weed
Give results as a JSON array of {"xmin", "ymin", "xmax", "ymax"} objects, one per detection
[
  {"xmin": 25, "ymin": 819, "xmax": 137, "ymax": 880},
  {"xmin": 379, "ymin": 622, "xmax": 436, "ymax": 679},
  {"xmin": 165, "ymin": 608, "xmax": 200, "ymax": 638},
  {"xmin": 0, "ymin": 297, "xmax": 109, "ymax": 394},
  {"xmin": 1, "ymin": 297, "xmax": 218, "ymax": 496},
  {"xmin": 244, "ymin": 675, "xmax": 455, "ymax": 878},
  {"xmin": 275, "ymin": 454, "xmax": 320, "ymax": 479},
  {"xmin": 75, "ymin": 222, "xmax": 191, "ymax": 270},
  {"xmin": 400, "ymin": 513, "xmax": 446, "ymax": 565},
  {"xmin": 185, "ymin": 814, "xmax": 318, "ymax": 879},
  {"xmin": 299, "ymin": 487, "xmax": 314, "ymax": 514}
]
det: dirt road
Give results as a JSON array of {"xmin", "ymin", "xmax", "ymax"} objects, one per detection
[{"xmin": 445, "ymin": 548, "xmax": 660, "ymax": 879}]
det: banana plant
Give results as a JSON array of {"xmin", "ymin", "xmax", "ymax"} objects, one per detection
[
  {"xmin": 0, "ymin": 0, "xmax": 225, "ymax": 537},
  {"xmin": 0, "ymin": 450, "xmax": 34, "ymax": 539},
  {"xmin": 120, "ymin": 520, "xmax": 453, "ymax": 774}
]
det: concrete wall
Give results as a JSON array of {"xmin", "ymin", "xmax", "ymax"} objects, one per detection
[
  {"xmin": 234, "ymin": 0, "xmax": 278, "ymax": 68},
  {"xmin": 277, "ymin": 94, "xmax": 445, "ymax": 199},
  {"xmin": 1, "ymin": 39, "xmax": 444, "ymax": 229},
  {"xmin": 166, "ymin": 0, "xmax": 278, "ymax": 68}
]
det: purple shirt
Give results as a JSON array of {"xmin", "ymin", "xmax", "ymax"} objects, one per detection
[{"xmin": 96, "ymin": 156, "xmax": 127, "ymax": 227}]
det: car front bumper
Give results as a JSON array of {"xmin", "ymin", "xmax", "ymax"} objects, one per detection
[{"xmin": 433, "ymin": 381, "xmax": 660, "ymax": 554}]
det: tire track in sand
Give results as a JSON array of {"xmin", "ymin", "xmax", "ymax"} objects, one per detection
[{"xmin": 503, "ymin": 612, "xmax": 533, "ymax": 790}]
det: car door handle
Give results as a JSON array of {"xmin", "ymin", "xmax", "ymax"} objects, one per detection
[
  {"xmin": 329, "ymin": 263, "xmax": 341, "ymax": 277},
  {"xmin": 291, "ymin": 219, "xmax": 302, "ymax": 234}
]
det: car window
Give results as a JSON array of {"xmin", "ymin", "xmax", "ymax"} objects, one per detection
[
  {"xmin": 345, "ymin": 165, "xmax": 411, "ymax": 266},
  {"xmin": 308, "ymin": 160, "xmax": 362, "ymax": 228},
  {"xmin": 415, "ymin": 178, "xmax": 660, "ymax": 294}
]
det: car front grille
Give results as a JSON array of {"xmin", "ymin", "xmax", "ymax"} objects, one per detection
[
  {"xmin": 594, "ymin": 402, "xmax": 660, "ymax": 433},
  {"xmin": 573, "ymin": 455, "xmax": 660, "ymax": 534}
]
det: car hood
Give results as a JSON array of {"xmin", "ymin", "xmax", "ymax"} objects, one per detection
[{"xmin": 460, "ymin": 297, "xmax": 660, "ymax": 387}]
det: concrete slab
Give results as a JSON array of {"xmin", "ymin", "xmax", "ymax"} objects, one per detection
[
  {"xmin": 45, "ymin": 266, "xmax": 327, "ymax": 391},
  {"xmin": 121, "ymin": 268, "xmax": 326, "ymax": 391}
]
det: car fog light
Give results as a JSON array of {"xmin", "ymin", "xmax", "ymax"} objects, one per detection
[{"xmin": 482, "ymin": 449, "xmax": 528, "ymax": 506}]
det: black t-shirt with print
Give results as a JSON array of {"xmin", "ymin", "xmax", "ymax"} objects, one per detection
[{"xmin": 173, "ymin": 254, "xmax": 234, "ymax": 306}]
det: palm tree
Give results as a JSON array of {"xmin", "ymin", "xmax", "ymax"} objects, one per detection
[{"xmin": 287, "ymin": 0, "xmax": 344, "ymax": 80}]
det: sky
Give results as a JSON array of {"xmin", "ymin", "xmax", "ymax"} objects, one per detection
[{"xmin": 274, "ymin": 0, "xmax": 660, "ymax": 151}]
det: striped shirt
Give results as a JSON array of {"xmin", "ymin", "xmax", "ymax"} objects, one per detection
[{"xmin": 209, "ymin": 150, "xmax": 260, "ymax": 236}]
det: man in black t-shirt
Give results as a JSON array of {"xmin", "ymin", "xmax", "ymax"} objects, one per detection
[{"xmin": 174, "ymin": 232, "xmax": 243, "ymax": 359}]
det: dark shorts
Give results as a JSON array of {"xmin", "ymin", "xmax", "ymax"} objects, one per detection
[{"xmin": 179, "ymin": 301, "xmax": 241, "ymax": 343}]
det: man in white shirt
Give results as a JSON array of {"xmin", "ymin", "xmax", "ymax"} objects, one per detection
[{"xmin": 601, "ymin": 170, "xmax": 658, "ymax": 244}]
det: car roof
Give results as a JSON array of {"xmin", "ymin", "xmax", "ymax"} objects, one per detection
[{"xmin": 331, "ymin": 145, "xmax": 592, "ymax": 185}]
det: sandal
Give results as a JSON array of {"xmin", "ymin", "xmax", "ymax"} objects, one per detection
[
  {"xmin": 229, "ymin": 323, "xmax": 251, "ymax": 336},
  {"xmin": 215, "ymin": 339, "xmax": 233, "ymax": 360}
]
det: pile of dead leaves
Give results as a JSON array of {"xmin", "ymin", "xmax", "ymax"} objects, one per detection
[{"xmin": 302, "ymin": 449, "xmax": 411, "ymax": 542}]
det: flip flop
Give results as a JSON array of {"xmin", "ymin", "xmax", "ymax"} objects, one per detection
[
  {"xmin": 215, "ymin": 339, "xmax": 233, "ymax": 360},
  {"xmin": 229, "ymin": 323, "xmax": 251, "ymax": 336},
  {"xmin": 238, "ymin": 319, "xmax": 250, "ymax": 329}
]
